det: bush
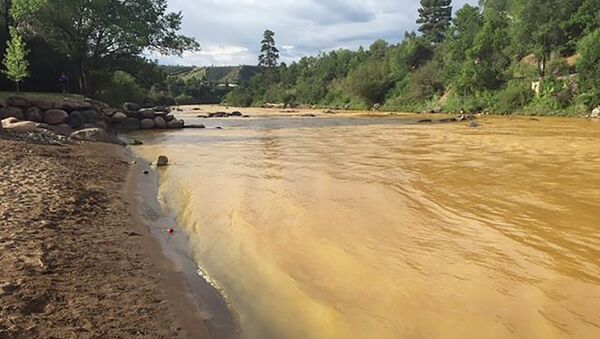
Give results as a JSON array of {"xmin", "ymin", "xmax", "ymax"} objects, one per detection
[
  {"xmin": 343, "ymin": 60, "xmax": 393, "ymax": 105},
  {"xmin": 224, "ymin": 88, "xmax": 254, "ymax": 107},
  {"xmin": 494, "ymin": 81, "xmax": 534, "ymax": 114},
  {"xmin": 95, "ymin": 71, "xmax": 146, "ymax": 107}
]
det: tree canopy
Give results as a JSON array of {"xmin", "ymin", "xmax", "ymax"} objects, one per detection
[{"xmin": 258, "ymin": 30, "xmax": 279, "ymax": 68}]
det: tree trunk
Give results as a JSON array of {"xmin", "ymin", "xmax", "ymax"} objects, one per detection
[{"xmin": 15, "ymin": 81, "xmax": 19, "ymax": 93}]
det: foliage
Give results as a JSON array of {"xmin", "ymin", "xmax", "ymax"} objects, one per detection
[
  {"xmin": 343, "ymin": 60, "xmax": 393, "ymax": 105},
  {"xmin": 258, "ymin": 30, "xmax": 279, "ymax": 68},
  {"xmin": 577, "ymin": 29, "xmax": 600, "ymax": 110},
  {"xmin": 3, "ymin": 27, "xmax": 29, "ymax": 91}
]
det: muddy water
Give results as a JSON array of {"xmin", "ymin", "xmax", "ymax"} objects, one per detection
[{"xmin": 131, "ymin": 113, "xmax": 600, "ymax": 339}]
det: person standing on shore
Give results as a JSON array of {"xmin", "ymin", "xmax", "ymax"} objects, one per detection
[{"xmin": 58, "ymin": 73, "xmax": 69, "ymax": 94}]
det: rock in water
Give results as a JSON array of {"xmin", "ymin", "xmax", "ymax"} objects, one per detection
[
  {"xmin": 156, "ymin": 156, "xmax": 169, "ymax": 167},
  {"xmin": 154, "ymin": 116, "xmax": 167, "ymax": 129},
  {"xmin": 43, "ymin": 109, "xmax": 69, "ymax": 125},
  {"xmin": 25, "ymin": 107, "xmax": 43, "ymax": 122},
  {"xmin": 469, "ymin": 121, "xmax": 480, "ymax": 128},
  {"xmin": 140, "ymin": 118, "xmax": 156, "ymax": 129},
  {"xmin": 69, "ymin": 128, "xmax": 126, "ymax": 145},
  {"xmin": 167, "ymin": 119, "xmax": 184, "ymax": 129}
]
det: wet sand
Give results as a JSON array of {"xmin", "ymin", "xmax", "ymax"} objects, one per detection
[{"xmin": 0, "ymin": 135, "xmax": 218, "ymax": 338}]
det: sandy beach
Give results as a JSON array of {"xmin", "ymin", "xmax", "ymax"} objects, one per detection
[{"xmin": 0, "ymin": 133, "xmax": 216, "ymax": 338}]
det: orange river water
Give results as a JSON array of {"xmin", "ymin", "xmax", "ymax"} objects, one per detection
[{"xmin": 130, "ymin": 112, "xmax": 600, "ymax": 339}]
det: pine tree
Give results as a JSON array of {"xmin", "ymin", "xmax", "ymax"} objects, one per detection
[
  {"xmin": 3, "ymin": 27, "xmax": 29, "ymax": 93},
  {"xmin": 417, "ymin": 0, "xmax": 453, "ymax": 44},
  {"xmin": 258, "ymin": 30, "xmax": 279, "ymax": 68}
]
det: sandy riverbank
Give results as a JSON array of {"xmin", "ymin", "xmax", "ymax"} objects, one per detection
[{"xmin": 0, "ymin": 133, "xmax": 218, "ymax": 338}]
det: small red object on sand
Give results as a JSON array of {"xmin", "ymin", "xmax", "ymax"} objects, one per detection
[{"xmin": 167, "ymin": 228, "xmax": 175, "ymax": 235}]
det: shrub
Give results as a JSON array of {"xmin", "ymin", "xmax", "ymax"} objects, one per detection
[
  {"xmin": 577, "ymin": 29, "xmax": 600, "ymax": 110},
  {"xmin": 494, "ymin": 81, "xmax": 534, "ymax": 114}
]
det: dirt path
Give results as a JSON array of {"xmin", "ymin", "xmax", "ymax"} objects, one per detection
[{"xmin": 0, "ymin": 137, "xmax": 211, "ymax": 338}]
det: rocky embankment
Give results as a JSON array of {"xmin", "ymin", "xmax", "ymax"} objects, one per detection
[{"xmin": 0, "ymin": 97, "xmax": 186, "ymax": 144}]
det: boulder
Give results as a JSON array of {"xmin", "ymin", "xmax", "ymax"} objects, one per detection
[
  {"xmin": 69, "ymin": 128, "xmax": 125, "ymax": 145},
  {"xmin": 2, "ymin": 117, "xmax": 39, "ymax": 132},
  {"xmin": 230, "ymin": 111, "xmax": 243, "ymax": 117},
  {"xmin": 123, "ymin": 102, "xmax": 141, "ymax": 112},
  {"xmin": 67, "ymin": 111, "xmax": 85, "ymax": 128},
  {"xmin": 102, "ymin": 108, "xmax": 118, "ymax": 117},
  {"xmin": 25, "ymin": 107, "xmax": 43, "ymax": 122},
  {"xmin": 154, "ymin": 106, "xmax": 170, "ymax": 113},
  {"xmin": 0, "ymin": 106, "xmax": 24, "ymax": 120},
  {"xmin": 43, "ymin": 109, "xmax": 69, "ymax": 125},
  {"xmin": 55, "ymin": 100, "xmax": 92, "ymax": 112},
  {"xmin": 167, "ymin": 119, "xmax": 185, "ymax": 129},
  {"xmin": 164, "ymin": 114, "xmax": 176, "ymax": 122},
  {"xmin": 590, "ymin": 107, "xmax": 600, "ymax": 119},
  {"xmin": 29, "ymin": 99, "xmax": 54, "ymax": 110},
  {"xmin": 156, "ymin": 155, "xmax": 169, "ymax": 167},
  {"xmin": 111, "ymin": 112, "xmax": 127, "ymax": 123},
  {"xmin": 6, "ymin": 96, "xmax": 31, "ymax": 108},
  {"xmin": 94, "ymin": 121, "xmax": 108, "ymax": 130},
  {"xmin": 80, "ymin": 109, "xmax": 102, "ymax": 123},
  {"xmin": 140, "ymin": 118, "xmax": 156, "ymax": 129},
  {"xmin": 118, "ymin": 117, "xmax": 141, "ymax": 130},
  {"xmin": 154, "ymin": 116, "xmax": 167, "ymax": 129},
  {"xmin": 84, "ymin": 98, "xmax": 110, "ymax": 111},
  {"xmin": 139, "ymin": 109, "xmax": 156, "ymax": 119}
]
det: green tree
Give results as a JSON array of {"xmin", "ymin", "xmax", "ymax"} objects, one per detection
[
  {"xmin": 577, "ymin": 29, "xmax": 600, "ymax": 110},
  {"xmin": 3, "ymin": 27, "xmax": 29, "ymax": 92},
  {"xmin": 417, "ymin": 0, "xmax": 453, "ymax": 44},
  {"xmin": 258, "ymin": 30, "xmax": 279, "ymax": 68},
  {"xmin": 12, "ymin": 0, "xmax": 199, "ymax": 94}
]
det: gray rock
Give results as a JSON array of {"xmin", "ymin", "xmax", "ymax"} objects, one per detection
[
  {"xmin": 167, "ymin": 119, "xmax": 185, "ymax": 129},
  {"xmin": 55, "ymin": 100, "xmax": 92, "ymax": 112},
  {"xmin": 67, "ymin": 111, "xmax": 85, "ymax": 128},
  {"xmin": 118, "ymin": 117, "xmax": 141, "ymax": 130},
  {"xmin": 154, "ymin": 116, "xmax": 167, "ymax": 129},
  {"xmin": 43, "ymin": 109, "xmax": 69, "ymax": 125},
  {"xmin": 6, "ymin": 96, "xmax": 31, "ymax": 108},
  {"xmin": 0, "ymin": 106, "xmax": 24, "ymax": 120},
  {"xmin": 111, "ymin": 112, "xmax": 127, "ymax": 123},
  {"xmin": 25, "ymin": 106, "xmax": 43, "ymax": 122},
  {"xmin": 590, "ymin": 107, "xmax": 600, "ymax": 119},
  {"xmin": 123, "ymin": 102, "xmax": 141, "ymax": 112},
  {"xmin": 164, "ymin": 114, "xmax": 175, "ymax": 122},
  {"xmin": 139, "ymin": 109, "xmax": 156, "ymax": 119},
  {"xmin": 102, "ymin": 108, "xmax": 118, "ymax": 117},
  {"xmin": 80, "ymin": 109, "xmax": 102, "ymax": 123},
  {"xmin": 156, "ymin": 155, "xmax": 169, "ymax": 167},
  {"xmin": 140, "ymin": 118, "xmax": 156, "ymax": 129},
  {"xmin": 29, "ymin": 99, "xmax": 54, "ymax": 110},
  {"xmin": 69, "ymin": 128, "xmax": 126, "ymax": 145},
  {"xmin": 154, "ymin": 106, "xmax": 170, "ymax": 113},
  {"xmin": 94, "ymin": 121, "xmax": 108, "ymax": 130}
]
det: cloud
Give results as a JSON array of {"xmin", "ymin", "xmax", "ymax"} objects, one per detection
[{"xmin": 158, "ymin": 0, "xmax": 477, "ymax": 66}]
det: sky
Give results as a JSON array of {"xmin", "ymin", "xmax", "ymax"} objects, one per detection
[{"xmin": 156, "ymin": 0, "xmax": 477, "ymax": 67}]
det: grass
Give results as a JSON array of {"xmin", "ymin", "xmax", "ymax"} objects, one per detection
[{"xmin": 0, "ymin": 91, "xmax": 84, "ymax": 102}]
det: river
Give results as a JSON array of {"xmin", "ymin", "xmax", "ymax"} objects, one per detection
[{"xmin": 130, "ymin": 108, "xmax": 600, "ymax": 339}]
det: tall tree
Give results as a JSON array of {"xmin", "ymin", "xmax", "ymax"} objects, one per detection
[
  {"xmin": 417, "ymin": 0, "xmax": 453, "ymax": 44},
  {"xmin": 12, "ymin": 0, "xmax": 199, "ymax": 94},
  {"xmin": 258, "ymin": 30, "xmax": 279, "ymax": 68},
  {"xmin": 3, "ymin": 27, "xmax": 29, "ymax": 92}
]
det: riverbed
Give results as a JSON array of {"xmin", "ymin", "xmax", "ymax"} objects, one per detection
[{"xmin": 130, "ymin": 107, "xmax": 600, "ymax": 339}]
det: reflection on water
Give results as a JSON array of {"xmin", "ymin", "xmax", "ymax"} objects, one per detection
[{"xmin": 131, "ymin": 115, "xmax": 600, "ymax": 339}]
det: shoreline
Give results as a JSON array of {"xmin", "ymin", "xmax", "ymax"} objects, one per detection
[
  {"xmin": 0, "ymin": 133, "xmax": 232, "ymax": 338},
  {"xmin": 126, "ymin": 150, "xmax": 241, "ymax": 339}
]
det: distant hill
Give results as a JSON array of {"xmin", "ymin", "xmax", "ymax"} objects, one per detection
[{"xmin": 161, "ymin": 65, "xmax": 261, "ymax": 85}]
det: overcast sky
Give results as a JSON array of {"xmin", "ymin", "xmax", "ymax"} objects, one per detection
[{"xmin": 156, "ymin": 0, "xmax": 477, "ymax": 66}]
